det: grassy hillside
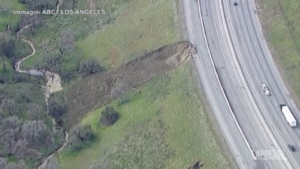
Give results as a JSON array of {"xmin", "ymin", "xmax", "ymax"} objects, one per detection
[
  {"xmin": 0, "ymin": 0, "xmax": 25, "ymax": 31},
  {"xmin": 0, "ymin": 1, "xmax": 65, "ymax": 168},
  {"xmin": 76, "ymin": 0, "xmax": 179, "ymax": 69},
  {"xmin": 0, "ymin": 0, "xmax": 236, "ymax": 168},
  {"xmin": 56, "ymin": 0, "xmax": 235, "ymax": 168},
  {"xmin": 58, "ymin": 65, "xmax": 233, "ymax": 169}
]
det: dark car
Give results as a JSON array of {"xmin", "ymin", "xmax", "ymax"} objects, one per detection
[{"xmin": 288, "ymin": 144, "xmax": 296, "ymax": 152}]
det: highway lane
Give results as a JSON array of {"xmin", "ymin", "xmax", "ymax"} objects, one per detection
[
  {"xmin": 184, "ymin": 0, "xmax": 289, "ymax": 168},
  {"xmin": 183, "ymin": 0, "xmax": 252, "ymax": 168},
  {"xmin": 199, "ymin": 0, "xmax": 290, "ymax": 168},
  {"xmin": 246, "ymin": 0, "xmax": 300, "ymax": 122},
  {"xmin": 244, "ymin": 0, "xmax": 300, "ymax": 135},
  {"xmin": 220, "ymin": 0, "xmax": 300, "ymax": 167}
]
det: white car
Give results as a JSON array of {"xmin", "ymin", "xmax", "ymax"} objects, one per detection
[{"xmin": 262, "ymin": 84, "xmax": 270, "ymax": 96}]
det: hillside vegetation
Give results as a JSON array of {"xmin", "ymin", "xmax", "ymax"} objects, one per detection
[
  {"xmin": 56, "ymin": 0, "xmax": 235, "ymax": 168},
  {"xmin": 0, "ymin": 0, "xmax": 235, "ymax": 168},
  {"xmin": 0, "ymin": 0, "xmax": 64, "ymax": 168}
]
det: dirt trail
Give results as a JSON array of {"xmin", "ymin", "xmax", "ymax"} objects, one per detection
[{"xmin": 14, "ymin": 0, "xmax": 67, "ymax": 168}]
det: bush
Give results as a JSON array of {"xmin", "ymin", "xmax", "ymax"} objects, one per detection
[
  {"xmin": 48, "ymin": 99, "xmax": 66, "ymax": 121},
  {"xmin": 100, "ymin": 106, "xmax": 119, "ymax": 126},
  {"xmin": 117, "ymin": 96, "xmax": 130, "ymax": 106},
  {"xmin": 79, "ymin": 58, "xmax": 103, "ymax": 77},
  {"xmin": 67, "ymin": 124, "xmax": 94, "ymax": 152}
]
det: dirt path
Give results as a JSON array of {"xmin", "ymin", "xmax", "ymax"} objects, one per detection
[{"xmin": 14, "ymin": 0, "xmax": 68, "ymax": 168}]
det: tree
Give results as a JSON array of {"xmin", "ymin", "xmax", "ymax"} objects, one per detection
[
  {"xmin": 27, "ymin": 104, "xmax": 43, "ymax": 121},
  {"xmin": 16, "ymin": 86, "xmax": 31, "ymax": 102},
  {"xmin": 2, "ymin": 40, "xmax": 15, "ymax": 58},
  {"xmin": 21, "ymin": 120, "xmax": 48, "ymax": 146},
  {"xmin": 0, "ymin": 116, "xmax": 22, "ymax": 156},
  {"xmin": 0, "ymin": 76, "xmax": 6, "ymax": 84},
  {"xmin": 71, "ymin": 124, "xmax": 94, "ymax": 142},
  {"xmin": 100, "ymin": 106, "xmax": 119, "ymax": 126},
  {"xmin": 34, "ymin": 54, "xmax": 62, "ymax": 72},
  {"xmin": 48, "ymin": 99, "xmax": 66, "ymax": 122},
  {"xmin": 0, "ymin": 157, "xmax": 29, "ymax": 169},
  {"xmin": 79, "ymin": 58, "xmax": 103, "ymax": 77},
  {"xmin": 67, "ymin": 124, "xmax": 94, "ymax": 152}
]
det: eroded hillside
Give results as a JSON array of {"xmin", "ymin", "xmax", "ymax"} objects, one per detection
[{"xmin": 64, "ymin": 41, "xmax": 195, "ymax": 127}]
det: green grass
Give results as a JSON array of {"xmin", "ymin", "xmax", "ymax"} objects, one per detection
[
  {"xmin": 76, "ymin": 0, "xmax": 179, "ymax": 69},
  {"xmin": 58, "ymin": 65, "xmax": 232, "ymax": 169},
  {"xmin": 256, "ymin": 0, "xmax": 300, "ymax": 102},
  {"xmin": 7, "ymin": 155, "xmax": 18, "ymax": 163},
  {"xmin": 0, "ymin": 57, "xmax": 14, "ymax": 78},
  {"xmin": 20, "ymin": 0, "xmax": 130, "ymax": 70},
  {"xmin": 0, "ymin": 0, "xmax": 25, "ymax": 31},
  {"xmin": 19, "ymin": 52, "xmax": 38, "ymax": 68},
  {"xmin": 55, "ymin": 0, "xmax": 233, "ymax": 168}
]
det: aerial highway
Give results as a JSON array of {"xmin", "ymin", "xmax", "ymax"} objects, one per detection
[
  {"xmin": 220, "ymin": 0, "xmax": 300, "ymax": 167},
  {"xmin": 183, "ymin": 0, "xmax": 291, "ymax": 168},
  {"xmin": 183, "ymin": 0, "xmax": 254, "ymax": 168},
  {"xmin": 183, "ymin": 0, "xmax": 300, "ymax": 168}
]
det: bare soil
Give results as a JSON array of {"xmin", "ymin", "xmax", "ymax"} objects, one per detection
[{"xmin": 65, "ymin": 41, "xmax": 194, "ymax": 128}]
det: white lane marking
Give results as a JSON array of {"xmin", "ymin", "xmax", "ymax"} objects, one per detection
[
  {"xmin": 220, "ymin": 1, "xmax": 293, "ymax": 167},
  {"xmin": 198, "ymin": 0, "xmax": 257, "ymax": 162},
  {"xmin": 283, "ymin": 128, "xmax": 287, "ymax": 135}
]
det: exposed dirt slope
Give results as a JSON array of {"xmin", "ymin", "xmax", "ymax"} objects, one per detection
[{"xmin": 65, "ymin": 41, "xmax": 194, "ymax": 127}]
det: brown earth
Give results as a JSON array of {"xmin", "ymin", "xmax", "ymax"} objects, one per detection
[{"xmin": 64, "ymin": 41, "xmax": 194, "ymax": 128}]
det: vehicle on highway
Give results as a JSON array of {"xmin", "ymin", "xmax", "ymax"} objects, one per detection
[
  {"xmin": 280, "ymin": 104, "xmax": 297, "ymax": 127},
  {"xmin": 288, "ymin": 144, "xmax": 296, "ymax": 152},
  {"xmin": 261, "ymin": 84, "xmax": 270, "ymax": 96}
]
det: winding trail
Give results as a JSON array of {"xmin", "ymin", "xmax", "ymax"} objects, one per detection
[{"xmin": 14, "ymin": 0, "xmax": 68, "ymax": 168}]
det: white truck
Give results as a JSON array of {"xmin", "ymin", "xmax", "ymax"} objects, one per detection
[{"xmin": 280, "ymin": 104, "xmax": 297, "ymax": 127}]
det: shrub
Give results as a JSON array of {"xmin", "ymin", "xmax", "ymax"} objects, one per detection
[
  {"xmin": 67, "ymin": 124, "xmax": 94, "ymax": 152},
  {"xmin": 100, "ymin": 106, "xmax": 119, "ymax": 126},
  {"xmin": 79, "ymin": 58, "xmax": 103, "ymax": 77}
]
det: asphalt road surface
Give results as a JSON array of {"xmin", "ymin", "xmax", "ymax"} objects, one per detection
[
  {"xmin": 221, "ymin": 0, "xmax": 300, "ymax": 167},
  {"xmin": 183, "ymin": 0, "xmax": 300, "ymax": 168}
]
